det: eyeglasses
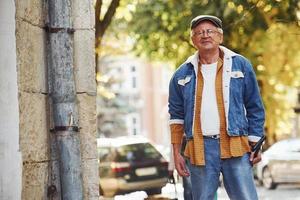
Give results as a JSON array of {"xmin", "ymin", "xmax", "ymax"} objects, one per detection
[{"xmin": 193, "ymin": 29, "xmax": 219, "ymax": 38}]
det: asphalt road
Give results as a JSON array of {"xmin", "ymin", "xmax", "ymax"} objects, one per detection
[
  {"xmin": 100, "ymin": 183, "xmax": 300, "ymax": 200},
  {"xmin": 218, "ymin": 184, "xmax": 300, "ymax": 200}
]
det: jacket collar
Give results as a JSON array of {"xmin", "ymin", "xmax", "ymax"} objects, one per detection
[{"xmin": 184, "ymin": 46, "xmax": 238, "ymax": 67}]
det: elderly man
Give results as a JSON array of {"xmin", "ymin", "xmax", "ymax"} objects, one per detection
[{"xmin": 168, "ymin": 15, "xmax": 265, "ymax": 200}]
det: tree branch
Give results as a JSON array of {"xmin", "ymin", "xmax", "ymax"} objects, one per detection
[
  {"xmin": 95, "ymin": 0, "xmax": 121, "ymax": 68},
  {"xmin": 95, "ymin": 0, "xmax": 102, "ymax": 39},
  {"xmin": 96, "ymin": 0, "xmax": 121, "ymax": 41}
]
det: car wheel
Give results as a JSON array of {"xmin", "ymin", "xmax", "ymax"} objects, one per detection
[
  {"xmin": 262, "ymin": 167, "xmax": 277, "ymax": 190},
  {"xmin": 146, "ymin": 187, "xmax": 161, "ymax": 195}
]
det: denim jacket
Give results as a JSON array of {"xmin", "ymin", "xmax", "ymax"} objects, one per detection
[{"xmin": 168, "ymin": 46, "xmax": 265, "ymax": 142}]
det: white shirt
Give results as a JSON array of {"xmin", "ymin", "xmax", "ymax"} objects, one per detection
[{"xmin": 200, "ymin": 62, "xmax": 220, "ymax": 136}]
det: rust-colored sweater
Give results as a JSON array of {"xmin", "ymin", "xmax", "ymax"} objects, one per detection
[{"xmin": 170, "ymin": 51, "xmax": 250, "ymax": 166}]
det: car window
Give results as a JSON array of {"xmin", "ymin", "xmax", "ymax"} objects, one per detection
[{"xmin": 116, "ymin": 143, "xmax": 162, "ymax": 162}]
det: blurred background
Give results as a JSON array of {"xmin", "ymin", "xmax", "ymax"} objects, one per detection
[
  {"xmin": 1, "ymin": 0, "xmax": 300, "ymax": 200},
  {"xmin": 95, "ymin": 0, "xmax": 300, "ymax": 199},
  {"xmin": 97, "ymin": 0, "xmax": 300, "ymax": 147}
]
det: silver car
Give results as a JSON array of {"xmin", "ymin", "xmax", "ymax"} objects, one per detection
[{"xmin": 256, "ymin": 138, "xmax": 300, "ymax": 189}]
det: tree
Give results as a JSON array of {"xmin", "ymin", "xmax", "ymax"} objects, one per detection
[
  {"xmin": 96, "ymin": 57, "xmax": 136, "ymax": 137},
  {"xmin": 127, "ymin": 0, "xmax": 299, "ymax": 65},
  {"xmin": 248, "ymin": 23, "xmax": 300, "ymax": 143},
  {"xmin": 95, "ymin": 0, "xmax": 130, "ymax": 138},
  {"xmin": 125, "ymin": 0, "xmax": 300, "ymax": 142},
  {"xmin": 95, "ymin": 0, "xmax": 121, "ymax": 66}
]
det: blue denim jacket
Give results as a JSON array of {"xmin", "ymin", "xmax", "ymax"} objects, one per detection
[{"xmin": 168, "ymin": 46, "xmax": 265, "ymax": 142}]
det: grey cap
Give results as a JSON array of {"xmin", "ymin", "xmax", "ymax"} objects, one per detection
[{"xmin": 190, "ymin": 15, "xmax": 222, "ymax": 29}]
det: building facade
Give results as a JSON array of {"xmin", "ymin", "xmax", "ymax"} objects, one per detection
[
  {"xmin": 98, "ymin": 55, "xmax": 173, "ymax": 146},
  {"xmin": 0, "ymin": 1, "xmax": 22, "ymax": 199},
  {"xmin": 0, "ymin": 1, "xmax": 98, "ymax": 199}
]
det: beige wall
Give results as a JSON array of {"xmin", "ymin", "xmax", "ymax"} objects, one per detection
[
  {"xmin": 151, "ymin": 65, "xmax": 171, "ymax": 146},
  {"xmin": 15, "ymin": 0, "xmax": 98, "ymax": 199},
  {"xmin": 140, "ymin": 62, "xmax": 155, "ymax": 141},
  {"xmin": 140, "ymin": 62, "xmax": 172, "ymax": 146}
]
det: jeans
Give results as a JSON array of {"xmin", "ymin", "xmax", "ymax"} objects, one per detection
[{"xmin": 187, "ymin": 137, "xmax": 258, "ymax": 200}]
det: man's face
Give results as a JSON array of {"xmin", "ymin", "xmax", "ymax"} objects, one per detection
[{"xmin": 191, "ymin": 21, "xmax": 223, "ymax": 51}]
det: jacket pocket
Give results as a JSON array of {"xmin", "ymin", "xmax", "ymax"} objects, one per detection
[
  {"xmin": 231, "ymin": 71, "xmax": 244, "ymax": 78},
  {"xmin": 230, "ymin": 71, "xmax": 244, "ymax": 100},
  {"xmin": 177, "ymin": 76, "xmax": 191, "ymax": 86}
]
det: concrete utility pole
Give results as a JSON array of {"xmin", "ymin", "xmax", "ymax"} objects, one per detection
[{"xmin": 47, "ymin": 0, "xmax": 83, "ymax": 199}]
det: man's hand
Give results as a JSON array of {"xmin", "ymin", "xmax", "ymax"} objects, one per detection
[
  {"xmin": 172, "ymin": 143, "xmax": 189, "ymax": 177},
  {"xmin": 249, "ymin": 151, "xmax": 262, "ymax": 165},
  {"xmin": 249, "ymin": 141, "xmax": 262, "ymax": 165},
  {"xmin": 174, "ymin": 152, "xmax": 189, "ymax": 176},
  {"xmin": 249, "ymin": 136, "xmax": 265, "ymax": 165}
]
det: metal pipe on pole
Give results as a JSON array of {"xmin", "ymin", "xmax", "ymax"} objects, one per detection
[{"xmin": 47, "ymin": 0, "xmax": 83, "ymax": 199}]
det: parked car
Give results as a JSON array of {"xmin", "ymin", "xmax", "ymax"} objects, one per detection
[
  {"xmin": 97, "ymin": 136, "xmax": 169, "ymax": 197},
  {"xmin": 256, "ymin": 138, "xmax": 300, "ymax": 189}
]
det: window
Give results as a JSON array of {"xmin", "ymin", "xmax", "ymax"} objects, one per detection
[
  {"xmin": 131, "ymin": 66, "xmax": 136, "ymax": 72},
  {"xmin": 132, "ymin": 76, "xmax": 137, "ymax": 88},
  {"xmin": 116, "ymin": 143, "xmax": 162, "ymax": 162},
  {"xmin": 132, "ymin": 117, "xmax": 136, "ymax": 124},
  {"xmin": 133, "ymin": 128, "xmax": 137, "ymax": 135},
  {"xmin": 127, "ymin": 114, "xmax": 140, "ymax": 136}
]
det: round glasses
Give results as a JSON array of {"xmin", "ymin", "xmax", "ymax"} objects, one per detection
[{"xmin": 193, "ymin": 29, "xmax": 219, "ymax": 38}]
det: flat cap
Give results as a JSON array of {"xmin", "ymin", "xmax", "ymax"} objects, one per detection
[{"xmin": 190, "ymin": 15, "xmax": 222, "ymax": 29}]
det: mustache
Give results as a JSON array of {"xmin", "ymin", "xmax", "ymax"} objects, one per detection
[{"xmin": 200, "ymin": 36, "xmax": 222, "ymax": 44}]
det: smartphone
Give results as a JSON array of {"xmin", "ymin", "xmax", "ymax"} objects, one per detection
[{"xmin": 251, "ymin": 135, "xmax": 266, "ymax": 156}]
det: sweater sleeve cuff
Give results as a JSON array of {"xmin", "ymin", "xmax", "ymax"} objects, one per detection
[
  {"xmin": 248, "ymin": 135, "xmax": 262, "ymax": 143},
  {"xmin": 170, "ymin": 124, "xmax": 184, "ymax": 144}
]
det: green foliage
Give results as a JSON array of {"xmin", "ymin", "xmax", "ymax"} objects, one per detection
[
  {"xmin": 124, "ymin": 0, "xmax": 300, "ymax": 141},
  {"xmin": 249, "ymin": 23, "xmax": 300, "ymax": 141},
  {"xmin": 97, "ymin": 64, "xmax": 134, "ymax": 137},
  {"xmin": 127, "ymin": 0, "xmax": 299, "ymax": 66},
  {"xmin": 127, "ymin": 0, "xmax": 194, "ymax": 65}
]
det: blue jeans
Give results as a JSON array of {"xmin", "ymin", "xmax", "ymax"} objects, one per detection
[
  {"xmin": 187, "ymin": 137, "xmax": 258, "ymax": 200},
  {"xmin": 183, "ymin": 161, "xmax": 193, "ymax": 200}
]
